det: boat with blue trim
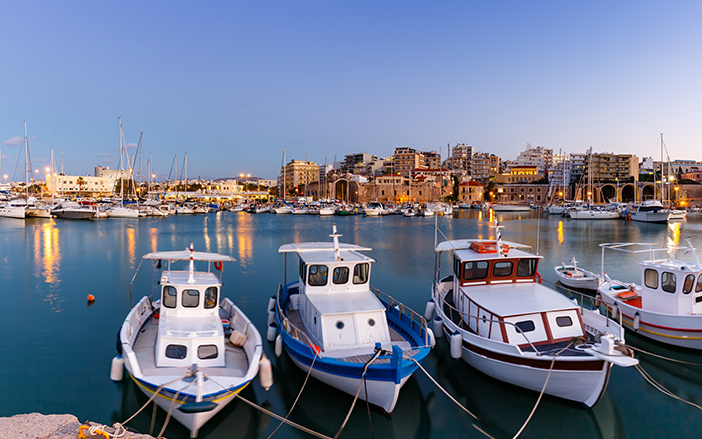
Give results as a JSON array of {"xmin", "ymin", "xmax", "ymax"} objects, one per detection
[
  {"xmin": 271, "ymin": 225, "xmax": 432, "ymax": 413},
  {"xmin": 116, "ymin": 244, "xmax": 267, "ymax": 437}
]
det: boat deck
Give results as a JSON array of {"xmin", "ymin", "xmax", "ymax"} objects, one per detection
[
  {"xmin": 442, "ymin": 288, "xmax": 594, "ymax": 357},
  {"xmin": 284, "ymin": 308, "xmax": 420, "ymax": 364},
  {"xmin": 132, "ymin": 317, "xmax": 249, "ymax": 378}
]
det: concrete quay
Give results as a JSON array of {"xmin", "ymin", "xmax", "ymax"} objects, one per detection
[{"xmin": 0, "ymin": 413, "xmax": 156, "ymax": 439}]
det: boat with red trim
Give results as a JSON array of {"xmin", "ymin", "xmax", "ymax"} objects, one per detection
[
  {"xmin": 270, "ymin": 225, "xmax": 432, "ymax": 413},
  {"xmin": 598, "ymin": 240, "xmax": 702, "ymax": 350},
  {"xmin": 115, "ymin": 244, "xmax": 266, "ymax": 437},
  {"xmin": 429, "ymin": 223, "xmax": 637, "ymax": 407}
]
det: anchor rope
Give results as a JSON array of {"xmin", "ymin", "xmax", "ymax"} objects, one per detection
[
  {"xmin": 635, "ymin": 363, "xmax": 702, "ymax": 411},
  {"xmin": 266, "ymin": 350, "xmax": 320, "ymax": 439},
  {"xmin": 512, "ymin": 340, "xmax": 575, "ymax": 439},
  {"xmin": 625, "ymin": 344, "xmax": 702, "ymax": 367},
  {"xmin": 204, "ymin": 373, "xmax": 333, "ymax": 439}
]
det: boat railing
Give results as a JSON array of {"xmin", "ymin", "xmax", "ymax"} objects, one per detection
[
  {"xmin": 436, "ymin": 290, "xmax": 544, "ymax": 354},
  {"xmin": 275, "ymin": 284, "xmax": 315, "ymax": 346},
  {"xmin": 370, "ymin": 286, "xmax": 430, "ymax": 347}
]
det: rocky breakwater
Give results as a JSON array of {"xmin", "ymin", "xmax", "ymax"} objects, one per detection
[{"xmin": 0, "ymin": 413, "xmax": 156, "ymax": 439}]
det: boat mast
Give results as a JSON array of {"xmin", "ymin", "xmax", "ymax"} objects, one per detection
[
  {"xmin": 118, "ymin": 117, "xmax": 124, "ymax": 205},
  {"xmin": 24, "ymin": 120, "xmax": 29, "ymax": 199}
]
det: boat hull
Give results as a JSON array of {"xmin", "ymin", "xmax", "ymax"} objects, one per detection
[
  {"xmin": 0, "ymin": 206, "xmax": 25, "ymax": 218},
  {"xmin": 53, "ymin": 209, "xmax": 97, "ymax": 220}
]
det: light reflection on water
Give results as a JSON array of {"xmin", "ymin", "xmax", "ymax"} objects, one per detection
[{"xmin": 1, "ymin": 211, "xmax": 701, "ymax": 439}]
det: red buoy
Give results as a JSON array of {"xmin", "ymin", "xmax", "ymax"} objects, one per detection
[{"xmin": 87, "ymin": 294, "xmax": 95, "ymax": 302}]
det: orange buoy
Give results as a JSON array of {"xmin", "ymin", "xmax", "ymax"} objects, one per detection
[{"xmin": 87, "ymin": 294, "xmax": 95, "ymax": 302}]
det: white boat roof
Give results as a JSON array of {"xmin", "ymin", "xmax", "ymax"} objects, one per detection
[
  {"xmin": 307, "ymin": 291, "xmax": 384, "ymax": 314},
  {"xmin": 161, "ymin": 270, "xmax": 222, "ymax": 286},
  {"xmin": 436, "ymin": 239, "xmax": 540, "ymax": 261},
  {"xmin": 279, "ymin": 242, "xmax": 375, "ymax": 264},
  {"xmin": 465, "ymin": 283, "xmax": 577, "ymax": 317},
  {"xmin": 142, "ymin": 250, "xmax": 235, "ymax": 262}
]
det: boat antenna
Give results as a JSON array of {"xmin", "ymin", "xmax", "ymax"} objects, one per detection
[
  {"xmin": 187, "ymin": 242, "xmax": 196, "ymax": 284},
  {"xmin": 685, "ymin": 238, "xmax": 701, "ymax": 269},
  {"xmin": 330, "ymin": 224, "xmax": 342, "ymax": 261},
  {"xmin": 494, "ymin": 221, "xmax": 507, "ymax": 257}
]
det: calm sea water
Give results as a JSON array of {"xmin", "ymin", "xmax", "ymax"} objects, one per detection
[{"xmin": 1, "ymin": 210, "xmax": 701, "ymax": 439}]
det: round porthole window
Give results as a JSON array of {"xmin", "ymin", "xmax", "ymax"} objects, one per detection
[
  {"xmin": 368, "ymin": 318, "xmax": 376, "ymax": 326},
  {"xmin": 336, "ymin": 321, "xmax": 345, "ymax": 330}
]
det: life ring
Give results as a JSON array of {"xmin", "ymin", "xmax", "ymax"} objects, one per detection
[
  {"xmin": 535, "ymin": 272, "xmax": 542, "ymax": 284},
  {"xmin": 214, "ymin": 261, "xmax": 223, "ymax": 271}
]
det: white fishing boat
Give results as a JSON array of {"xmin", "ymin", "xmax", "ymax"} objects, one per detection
[
  {"xmin": 271, "ymin": 225, "xmax": 432, "ymax": 413},
  {"xmin": 115, "ymin": 244, "xmax": 268, "ymax": 437},
  {"xmin": 429, "ymin": 223, "xmax": 637, "ymax": 407},
  {"xmin": 597, "ymin": 240, "xmax": 702, "ymax": 350},
  {"xmin": 554, "ymin": 257, "xmax": 602, "ymax": 290}
]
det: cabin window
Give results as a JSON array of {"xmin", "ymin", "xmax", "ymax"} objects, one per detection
[
  {"xmin": 353, "ymin": 263, "xmax": 370, "ymax": 284},
  {"xmin": 333, "ymin": 267, "xmax": 349, "ymax": 284},
  {"xmin": 556, "ymin": 316, "xmax": 573, "ymax": 327},
  {"xmin": 198, "ymin": 345, "xmax": 218, "ymax": 360},
  {"xmin": 163, "ymin": 286, "xmax": 177, "ymax": 308},
  {"xmin": 515, "ymin": 320, "xmax": 536, "ymax": 333},
  {"xmin": 683, "ymin": 275, "xmax": 695, "ymax": 294},
  {"xmin": 696, "ymin": 274, "xmax": 702, "ymax": 293},
  {"xmin": 165, "ymin": 344, "xmax": 187, "ymax": 359},
  {"xmin": 454, "ymin": 256, "xmax": 461, "ymax": 277},
  {"xmin": 644, "ymin": 269, "xmax": 658, "ymax": 289},
  {"xmin": 493, "ymin": 261, "xmax": 513, "ymax": 277},
  {"xmin": 205, "ymin": 287, "xmax": 218, "ymax": 308},
  {"xmin": 299, "ymin": 261, "xmax": 307, "ymax": 284},
  {"xmin": 516, "ymin": 259, "xmax": 537, "ymax": 277},
  {"xmin": 308, "ymin": 265, "xmax": 328, "ymax": 286},
  {"xmin": 661, "ymin": 272, "xmax": 676, "ymax": 293},
  {"xmin": 183, "ymin": 289, "xmax": 200, "ymax": 307},
  {"xmin": 463, "ymin": 261, "xmax": 488, "ymax": 280}
]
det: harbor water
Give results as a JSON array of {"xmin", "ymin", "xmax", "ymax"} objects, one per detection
[{"xmin": 1, "ymin": 210, "xmax": 701, "ymax": 438}]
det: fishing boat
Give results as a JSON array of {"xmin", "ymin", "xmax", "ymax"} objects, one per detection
[
  {"xmin": 429, "ymin": 223, "xmax": 637, "ymax": 407},
  {"xmin": 554, "ymin": 257, "xmax": 602, "ymax": 290},
  {"xmin": 270, "ymin": 225, "xmax": 432, "ymax": 413},
  {"xmin": 115, "ymin": 244, "xmax": 268, "ymax": 437},
  {"xmin": 597, "ymin": 240, "xmax": 702, "ymax": 350}
]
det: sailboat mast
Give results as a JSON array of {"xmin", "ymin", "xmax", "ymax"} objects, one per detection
[{"xmin": 119, "ymin": 117, "xmax": 124, "ymax": 203}]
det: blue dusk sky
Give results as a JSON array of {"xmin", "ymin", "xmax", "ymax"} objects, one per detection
[{"xmin": 1, "ymin": 1, "xmax": 701, "ymax": 181}]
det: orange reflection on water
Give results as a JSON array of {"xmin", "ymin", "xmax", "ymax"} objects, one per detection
[
  {"xmin": 36, "ymin": 221, "xmax": 61, "ymax": 286},
  {"xmin": 236, "ymin": 214, "xmax": 254, "ymax": 266},
  {"xmin": 127, "ymin": 226, "xmax": 136, "ymax": 268},
  {"xmin": 557, "ymin": 221, "xmax": 564, "ymax": 244},
  {"xmin": 667, "ymin": 222, "xmax": 681, "ymax": 246},
  {"xmin": 149, "ymin": 228, "xmax": 159, "ymax": 253}
]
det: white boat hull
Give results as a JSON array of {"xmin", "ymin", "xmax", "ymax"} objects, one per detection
[
  {"xmin": 0, "ymin": 205, "xmax": 25, "ymax": 219},
  {"xmin": 569, "ymin": 210, "xmax": 619, "ymax": 220},
  {"xmin": 108, "ymin": 206, "xmax": 139, "ymax": 218},
  {"xmin": 491, "ymin": 205, "xmax": 532, "ymax": 212},
  {"xmin": 630, "ymin": 211, "xmax": 669, "ymax": 223}
]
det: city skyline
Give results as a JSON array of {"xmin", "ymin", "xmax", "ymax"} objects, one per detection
[{"xmin": 2, "ymin": 1, "xmax": 702, "ymax": 181}]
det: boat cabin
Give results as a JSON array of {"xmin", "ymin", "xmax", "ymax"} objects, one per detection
[
  {"xmin": 443, "ymin": 240, "xmax": 586, "ymax": 348},
  {"xmin": 638, "ymin": 260, "xmax": 702, "ymax": 314},
  {"xmin": 280, "ymin": 239, "xmax": 392, "ymax": 355}
]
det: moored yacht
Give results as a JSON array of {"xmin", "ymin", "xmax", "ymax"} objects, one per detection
[
  {"xmin": 429, "ymin": 223, "xmax": 637, "ymax": 407},
  {"xmin": 629, "ymin": 200, "xmax": 669, "ymax": 223}
]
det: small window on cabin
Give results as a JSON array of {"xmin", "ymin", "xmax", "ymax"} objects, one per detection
[
  {"xmin": 299, "ymin": 261, "xmax": 307, "ymax": 284},
  {"xmin": 333, "ymin": 267, "xmax": 349, "ymax": 284},
  {"xmin": 183, "ymin": 289, "xmax": 200, "ymax": 307},
  {"xmin": 661, "ymin": 272, "xmax": 676, "ymax": 293},
  {"xmin": 696, "ymin": 274, "xmax": 702, "ymax": 293},
  {"xmin": 644, "ymin": 269, "xmax": 658, "ymax": 289},
  {"xmin": 493, "ymin": 261, "xmax": 513, "ymax": 277},
  {"xmin": 683, "ymin": 275, "xmax": 695, "ymax": 294},
  {"xmin": 515, "ymin": 320, "xmax": 535, "ymax": 333},
  {"xmin": 308, "ymin": 265, "xmax": 328, "ymax": 286},
  {"xmin": 454, "ymin": 256, "xmax": 461, "ymax": 277},
  {"xmin": 516, "ymin": 259, "xmax": 537, "ymax": 277},
  {"xmin": 556, "ymin": 316, "xmax": 573, "ymax": 327},
  {"xmin": 165, "ymin": 344, "xmax": 187, "ymax": 359},
  {"xmin": 463, "ymin": 261, "xmax": 488, "ymax": 280},
  {"xmin": 354, "ymin": 263, "xmax": 370, "ymax": 284},
  {"xmin": 163, "ymin": 286, "xmax": 177, "ymax": 308},
  {"xmin": 204, "ymin": 287, "xmax": 218, "ymax": 308},
  {"xmin": 198, "ymin": 345, "xmax": 218, "ymax": 360}
]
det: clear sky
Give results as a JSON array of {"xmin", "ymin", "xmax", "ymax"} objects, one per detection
[{"xmin": 2, "ymin": 1, "xmax": 701, "ymax": 181}]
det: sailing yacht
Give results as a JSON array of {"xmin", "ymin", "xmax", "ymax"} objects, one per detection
[{"xmin": 107, "ymin": 118, "xmax": 139, "ymax": 219}]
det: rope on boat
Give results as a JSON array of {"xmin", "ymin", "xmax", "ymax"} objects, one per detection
[
  {"xmin": 634, "ymin": 363, "xmax": 702, "ymax": 411},
  {"xmin": 204, "ymin": 374, "xmax": 333, "ymax": 439},
  {"xmin": 332, "ymin": 348, "xmax": 384, "ymax": 439},
  {"xmin": 266, "ymin": 350, "xmax": 320, "ymax": 439},
  {"xmin": 409, "ymin": 358, "xmax": 477, "ymax": 419},
  {"xmin": 156, "ymin": 381, "xmax": 193, "ymax": 438},
  {"xmin": 625, "ymin": 344, "xmax": 702, "ymax": 367},
  {"xmin": 512, "ymin": 340, "xmax": 575, "ymax": 439}
]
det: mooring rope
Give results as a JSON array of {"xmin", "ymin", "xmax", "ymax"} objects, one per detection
[
  {"xmin": 635, "ymin": 363, "xmax": 702, "ymax": 411},
  {"xmin": 512, "ymin": 340, "xmax": 575, "ymax": 439},
  {"xmin": 266, "ymin": 350, "xmax": 320, "ymax": 439},
  {"xmin": 204, "ymin": 373, "xmax": 333, "ymax": 439},
  {"xmin": 410, "ymin": 358, "xmax": 477, "ymax": 419},
  {"xmin": 332, "ymin": 348, "xmax": 383, "ymax": 439},
  {"xmin": 625, "ymin": 344, "xmax": 702, "ymax": 367},
  {"xmin": 157, "ymin": 382, "xmax": 193, "ymax": 438}
]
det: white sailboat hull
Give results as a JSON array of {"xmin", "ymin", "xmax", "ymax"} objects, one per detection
[
  {"xmin": 107, "ymin": 206, "xmax": 139, "ymax": 218},
  {"xmin": 0, "ymin": 205, "xmax": 25, "ymax": 219}
]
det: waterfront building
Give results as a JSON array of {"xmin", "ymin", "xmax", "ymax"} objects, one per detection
[
  {"xmin": 46, "ymin": 173, "xmax": 114, "ymax": 197},
  {"xmin": 494, "ymin": 165, "xmax": 542, "ymax": 184},
  {"xmin": 494, "ymin": 183, "xmax": 550, "ymax": 205},
  {"xmin": 450, "ymin": 144, "xmax": 473, "ymax": 173},
  {"xmin": 569, "ymin": 152, "xmax": 588, "ymax": 185},
  {"xmin": 457, "ymin": 181, "xmax": 483, "ymax": 203},
  {"xmin": 516, "ymin": 144, "xmax": 552, "ymax": 174},
  {"xmin": 281, "ymin": 159, "xmax": 319, "ymax": 191},
  {"xmin": 393, "ymin": 147, "xmax": 423, "ymax": 177},
  {"xmin": 340, "ymin": 153, "xmax": 377, "ymax": 175},
  {"xmin": 489, "ymin": 154, "xmax": 501, "ymax": 179},
  {"xmin": 471, "ymin": 152, "xmax": 491, "ymax": 182},
  {"xmin": 584, "ymin": 152, "xmax": 639, "ymax": 183}
]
